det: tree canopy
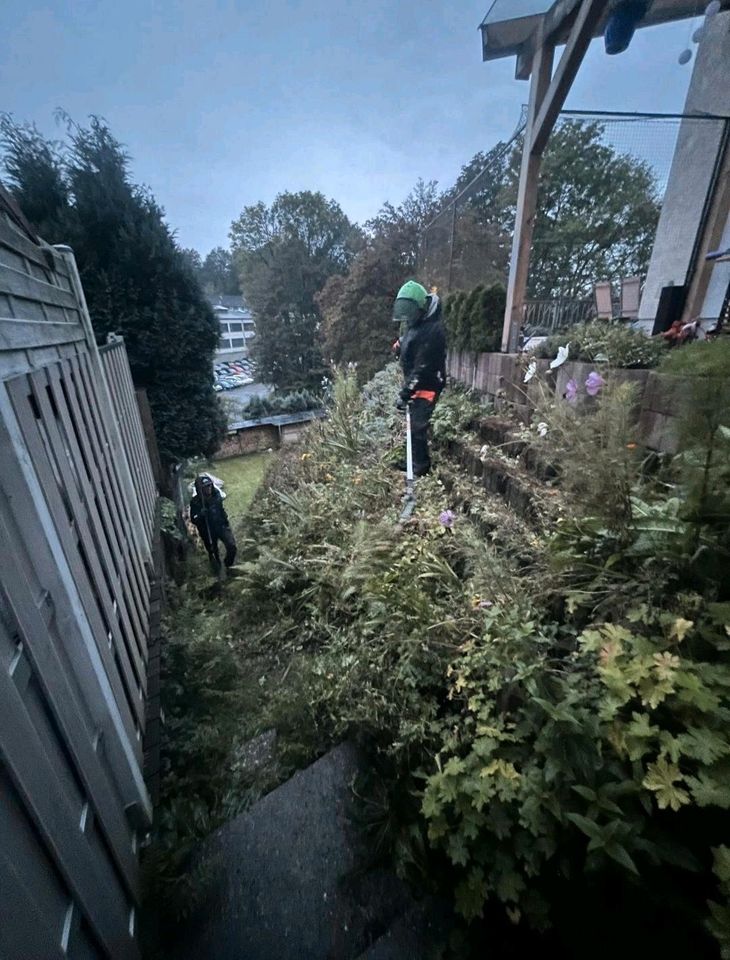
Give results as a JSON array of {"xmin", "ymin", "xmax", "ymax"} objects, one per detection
[
  {"xmin": 0, "ymin": 114, "xmax": 225, "ymax": 460},
  {"xmin": 317, "ymin": 180, "xmax": 443, "ymax": 378},
  {"xmin": 229, "ymin": 190, "xmax": 361, "ymax": 391},
  {"xmin": 423, "ymin": 121, "xmax": 660, "ymax": 300}
]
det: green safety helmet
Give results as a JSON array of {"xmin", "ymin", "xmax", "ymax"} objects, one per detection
[{"xmin": 393, "ymin": 280, "xmax": 428, "ymax": 326}]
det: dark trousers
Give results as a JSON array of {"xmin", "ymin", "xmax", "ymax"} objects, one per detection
[
  {"xmin": 410, "ymin": 397, "xmax": 435, "ymax": 476},
  {"xmin": 198, "ymin": 524, "xmax": 237, "ymax": 571}
]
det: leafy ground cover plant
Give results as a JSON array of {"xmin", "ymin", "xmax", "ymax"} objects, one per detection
[
  {"xmin": 533, "ymin": 320, "xmax": 668, "ymax": 368},
  {"xmin": 152, "ymin": 355, "xmax": 730, "ymax": 958}
]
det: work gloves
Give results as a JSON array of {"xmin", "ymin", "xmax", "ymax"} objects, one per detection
[{"xmin": 396, "ymin": 385, "xmax": 413, "ymax": 411}]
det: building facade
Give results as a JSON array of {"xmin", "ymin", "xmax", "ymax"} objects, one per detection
[{"xmin": 210, "ymin": 294, "xmax": 255, "ymax": 362}]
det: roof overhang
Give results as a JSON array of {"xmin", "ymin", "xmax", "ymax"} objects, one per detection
[{"xmin": 481, "ymin": 0, "xmax": 730, "ymax": 79}]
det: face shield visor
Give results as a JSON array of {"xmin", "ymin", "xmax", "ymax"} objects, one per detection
[{"xmin": 392, "ymin": 297, "xmax": 423, "ymax": 328}]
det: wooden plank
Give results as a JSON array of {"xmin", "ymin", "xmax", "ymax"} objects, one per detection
[
  {"xmin": 26, "ymin": 369, "xmax": 146, "ymax": 720},
  {"xmin": 106, "ymin": 349, "xmax": 154, "ymax": 521},
  {"xmin": 0, "ymin": 850, "xmax": 67, "ymax": 960},
  {"xmin": 0, "ymin": 317, "xmax": 85, "ymax": 350},
  {"xmin": 5, "ymin": 376, "xmax": 142, "ymax": 753},
  {"xmin": 61, "ymin": 358, "xmax": 150, "ymax": 667},
  {"xmin": 76, "ymin": 352, "xmax": 151, "ymax": 608},
  {"xmin": 0, "ymin": 382, "xmax": 151, "ymax": 827},
  {"xmin": 0, "ymin": 666, "xmax": 140, "ymax": 960},
  {"xmin": 0, "ymin": 555, "xmax": 139, "ymax": 898},
  {"xmin": 71, "ymin": 355, "xmax": 151, "ymax": 641},
  {"xmin": 531, "ymin": 0, "xmax": 606, "ymax": 156},
  {"xmin": 44, "ymin": 365, "xmax": 147, "ymax": 694},
  {"xmin": 0, "ymin": 263, "xmax": 79, "ymax": 311},
  {"xmin": 106, "ymin": 343, "xmax": 154, "ymax": 539},
  {"xmin": 502, "ymin": 34, "xmax": 555, "ymax": 352}
]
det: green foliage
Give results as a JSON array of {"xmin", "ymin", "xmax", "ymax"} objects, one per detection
[
  {"xmin": 0, "ymin": 113, "xmax": 225, "ymax": 461},
  {"xmin": 236, "ymin": 388, "xmax": 321, "ymax": 421},
  {"xmin": 444, "ymin": 284, "xmax": 505, "ymax": 353},
  {"xmin": 156, "ymin": 356, "xmax": 730, "ymax": 955},
  {"xmin": 316, "ymin": 179, "xmax": 443, "ymax": 380},
  {"xmin": 316, "ymin": 243, "xmax": 403, "ymax": 381},
  {"xmin": 428, "ymin": 122, "xmax": 660, "ymax": 297},
  {"xmin": 430, "ymin": 385, "xmax": 491, "ymax": 445},
  {"xmin": 708, "ymin": 847, "xmax": 730, "ymax": 958},
  {"xmin": 229, "ymin": 190, "xmax": 362, "ymax": 391},
  {"xmin": 533, "ymin": 320, "xmax": 667, "ymax": 368}
]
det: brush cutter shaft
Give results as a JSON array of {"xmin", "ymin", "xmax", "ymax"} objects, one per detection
[{"xmin": 405, "ymin": 404, "xmax": 414, "ymax": 482}]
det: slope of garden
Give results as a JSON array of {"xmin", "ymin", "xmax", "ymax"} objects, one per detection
[{"xmin": 152, "ymin": 345, "xmax": 730, "ymax": 959}]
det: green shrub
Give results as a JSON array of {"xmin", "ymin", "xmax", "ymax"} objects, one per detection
[
  {"xmin": 237, "ymin": 388, "xmax": 322, "ymax": 420},
  {"xmin": 533, "ymin": 320, "xmax": 667, "ymax": 369},
  {"xmin": 445, "ymin": 284, "xmax": 505, "ymax": 353}
]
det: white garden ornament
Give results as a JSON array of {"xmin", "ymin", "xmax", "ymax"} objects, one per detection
[
  {"xmin": 549, "ymin": 344, "xmax": 570, "ymax": 369},
  {"xmin": 524, "ymin": 360, "xmax": 538, "ymax": 383}
]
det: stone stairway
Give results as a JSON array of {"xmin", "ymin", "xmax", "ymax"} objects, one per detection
[{"xmin": 169, "ymin": 743, "xmax": 448, "ymax": 960}]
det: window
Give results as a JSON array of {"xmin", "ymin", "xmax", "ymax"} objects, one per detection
[
  {"xmin": 229, "ymin": 322, "xmax": 242, "ymax": 332},
  {"xmin": 230, "ymin": 337, "xmax": 244, "ymax": 348},
  {"xmin": 219, "ymin": 337, "xmax": 230, "ymax": 348}
]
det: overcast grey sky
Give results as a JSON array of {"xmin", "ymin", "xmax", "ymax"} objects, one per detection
[{"xmin": 1, "ymin": 1, "xmax": 698, "ymax": 255}]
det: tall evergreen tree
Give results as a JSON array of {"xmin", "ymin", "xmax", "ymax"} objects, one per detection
[
  {"xmin": 230, "ymin": 190, "xmax": 361, "ymax": 391},
  {"xmin": 0, "ymin": 114, "xmax": 225, "ymax": 461}
]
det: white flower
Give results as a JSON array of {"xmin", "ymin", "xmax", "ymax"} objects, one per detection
[
  {"xmin": 536, "ymin": 422, "xmax": 548, "ymax": 438},
  {"xmin": 524, "ymin": 360, "xmax": 537, "ymax": 383},
  {"xmin": 479, "ymin": 444, "xmax": 489, "ymax": 461},
  {"xmin": 549, "ymin": 344, "xmax": 570, "ymax": 369}
]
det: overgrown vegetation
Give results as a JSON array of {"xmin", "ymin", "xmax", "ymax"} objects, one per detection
[
  {"xmin": 532, "ymin": 319, "xmax": 668, "ymax": 368},
  {"xmin": 235, "ymin": 388, "xmax": 322, "ymax": 420},
  {"xmin": 153, "ymin": 353, "xmax": 730, "ymax": 958}
]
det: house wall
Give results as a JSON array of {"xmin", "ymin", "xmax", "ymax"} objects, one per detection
[{"xmin": 638, "ymin": 11, "xmax": 730, "ymax": 330}]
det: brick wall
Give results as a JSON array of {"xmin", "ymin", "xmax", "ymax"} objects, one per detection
[
  {"xmin": 447, "ymin": 351, "xmax": 685, "ymax": 454},
  {"xmin": 214, "ymin": 423, "xmax": 279, "ymax": 459}
]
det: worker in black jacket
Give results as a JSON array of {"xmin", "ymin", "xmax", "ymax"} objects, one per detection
[
  {"xmin": 392, "ymin": 280, "xmax": 447, "ymax": 477},
  {"xmin": 189, "ymin": 474, "xmax": 237, "ymax": 573}
]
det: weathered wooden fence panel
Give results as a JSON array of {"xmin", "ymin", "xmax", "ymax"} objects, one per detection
[{"xmin": 0, "ymin": 190, "xmax": 155, "ymax": 959}]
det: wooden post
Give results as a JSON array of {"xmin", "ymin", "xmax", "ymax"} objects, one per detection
[
  {"xmin": 501, "ymin": 35, "xmax": 554, "ymax": 353},
  {"xmin": 500, "ymin": 0, "xmax": 607, "ymax": 353}
]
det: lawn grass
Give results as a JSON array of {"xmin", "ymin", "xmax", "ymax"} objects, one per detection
[{"xmin": 202, "ymin": 452, "xmax": 271, "ymax": 525}]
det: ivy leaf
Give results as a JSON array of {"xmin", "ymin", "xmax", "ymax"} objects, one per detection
[
  {"xmin": 571, "ymin": 785, "xmax": 597, "ymax": 803},
  {"xmin": 670, "ymin": 617, "xmax": 694, "ymax": 643},
  {"xmin": 642, "ymin": 758, "xmax": 691, "ymax": 811},
  {"xmin": 687, "ymin": 774, "xmax": 730, "ymax": 809},
  {"xmin": 677, "ymin": 728, "xmax": 730, "ymax": 765},
  {"xmin": 566, "ymin": 812, "xmax": 604, "ymax": 843},
  {"xmin": 454, "ymin": 867, "xmax": 488, "ymax": 920},
  {"xmin": 604, "ymin": 842, "xmax": 640, "ymax": 876}
]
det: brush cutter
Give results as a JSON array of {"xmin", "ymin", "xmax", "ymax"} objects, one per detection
[{"xmin": 398, "ymin": 402, "xmax": 417, "ymax": 523}]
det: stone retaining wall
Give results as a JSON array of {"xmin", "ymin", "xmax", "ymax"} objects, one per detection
[{"xmin": 447, "ymin": 351, "xmax": 685, "ymax": 454}]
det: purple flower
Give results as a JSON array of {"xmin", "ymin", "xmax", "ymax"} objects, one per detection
[
  {"xmin": 585, "ymin": 371, "xmax": 606, "ymax": 397},
  {"xmin": 439, "ymin": 510, "xmax": 455, "ymax": 529},
  {"xmin": 565, "ymin": 378, "xmax": 578, "ymax": 403},
  {"xmin": 479, "ymin": 599, "xmax": 493, "ymax": 609}
]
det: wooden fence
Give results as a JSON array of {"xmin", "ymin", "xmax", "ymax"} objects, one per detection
[{"xmin": 0, "ymin": 190, "xmax": 157, "ymax": 959}]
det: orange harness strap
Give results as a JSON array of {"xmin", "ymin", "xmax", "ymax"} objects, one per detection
[{"xmin": 412, "ymin": 389, "xmax": 437, "ymax": 402}]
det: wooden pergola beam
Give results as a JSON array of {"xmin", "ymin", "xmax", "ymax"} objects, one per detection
[
  {"xmin": 531, "ymin": 0, "xmax": 607, "ymax": 155},
  {"xmin": 500, "ymin": 0, "xmax": 605, "ymax": 352}
]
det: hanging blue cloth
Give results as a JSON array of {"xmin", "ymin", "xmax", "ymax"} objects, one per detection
[{"xmin": 604, "ymin": 0, "xmax": 650, "ymax": 55}]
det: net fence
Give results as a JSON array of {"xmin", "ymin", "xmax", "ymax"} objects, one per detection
[{"xmin": 418, "ymin": 109, "xmax": 727, "ymax": 335}]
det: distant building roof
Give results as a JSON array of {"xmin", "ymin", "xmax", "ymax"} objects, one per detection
[
  {"xmin": 207, "ymin": 293, "xmax": 253, "ymax": 314},
  {"xmin": 228, "ymin": 409, "xmax": 325, "ymax": 432}
]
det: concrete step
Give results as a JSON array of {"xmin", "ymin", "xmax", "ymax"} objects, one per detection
[
  {"xmin": 354, "ymin": 901, "xmax": 449, "ymax": 960},
  {"xmin": 170, "ymin": 743, "xmax": 421, "ymax": 960}
]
